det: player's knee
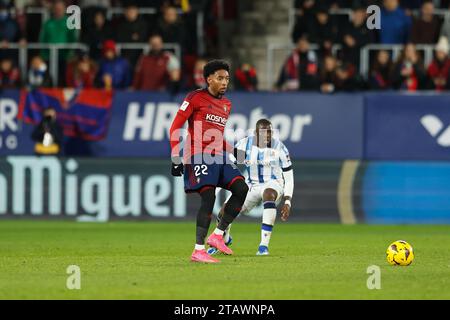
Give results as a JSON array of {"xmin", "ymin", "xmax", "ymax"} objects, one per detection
[
  {"xmin": 263, "ymin": 188, "xmax": 278, "ymax": 202},
  {"xmin": 230, "ymin": 179, "xmax": 248, "ymax": 202},
  {"xmin": 200, "ymin": 187, "xmax": 216, "ymax": 210}
]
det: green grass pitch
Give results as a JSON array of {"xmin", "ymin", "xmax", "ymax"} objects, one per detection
[{"xmin": 1, "ymin": 221, "xmax": 450, "ymax": 299}]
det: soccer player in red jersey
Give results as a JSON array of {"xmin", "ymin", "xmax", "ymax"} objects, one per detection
[{"xmin": 169, "ymin": 60, "xmax": 249, "ymax": 263}]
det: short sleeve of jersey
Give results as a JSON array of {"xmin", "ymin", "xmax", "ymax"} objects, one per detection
[
  {"xmin": 279, "ymin": 142, "xmax": 292, "ymax": 170},
  {"xmin": 177, "ymin": 93, "xmax": 197, "ymax": 119}
]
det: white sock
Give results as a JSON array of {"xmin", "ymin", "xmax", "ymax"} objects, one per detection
[
  {"xmin": 261, "ymin": 226, "xmax": 273, "ymax": 247},
  {"xmin": 195, "ymin": 244, "xmax": 205, "ymax": 251},
  {"xmin": 261, "ymin": 201, "xmax": 276, "ymax": 247},
  {"xmin": 214, "ymin": 228, "xmax": 224, "ymax": 236},
  {"xmin": 224, "ymin": 223, "xmax": 232, "ymax": 243}
]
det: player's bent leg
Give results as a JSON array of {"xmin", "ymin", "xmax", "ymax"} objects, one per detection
[
  {"xmin": 207, "ymin": 202, "xmax": 233, "ymax": 255},
  {"xmin": 219, "ymin": 178, "xmax": 248, "ymax": 229},
  {"xmin": 262, "ymin": 188, "xmax": 278, "ymax": 202},
  {"xmin": 208, "ymin": 178, "xmax": 248, "ymax": 255},
  {"xmin": 257, "ymin": 188, "xmax": 278, "ymax": 256},
  {"xmin": 191, "ymin": 186, "xmax": 220, "ymax": 263},
  {"xmin": 209, "ymin": 184, "xmax": 259, "ymax": 255},
  {"xmin": 207, "ymin": 199, "xmax": 254, "ymax": 255}
]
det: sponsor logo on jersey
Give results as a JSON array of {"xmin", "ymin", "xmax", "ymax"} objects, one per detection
[
  {"xmin": 205, "ymin": 113, "xmax": 227, "ymax": 126},
  {"xmin": 244, "ymin": 159, "xmax": 276, "ymax": 166}
]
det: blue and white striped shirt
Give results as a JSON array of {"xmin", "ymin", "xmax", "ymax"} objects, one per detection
[{"xmin": 235, "ymin": 136, "xmax": 292, "ymax": 186}]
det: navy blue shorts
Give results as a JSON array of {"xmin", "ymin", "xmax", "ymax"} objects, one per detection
[{"xmin": 184, "ymin": 156, "xmax": 244, "ymax": 193}]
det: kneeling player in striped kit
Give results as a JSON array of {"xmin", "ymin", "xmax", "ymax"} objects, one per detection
[{"xmin": 209, "ymin": 119, "xmax": 294, "ymax": 256}]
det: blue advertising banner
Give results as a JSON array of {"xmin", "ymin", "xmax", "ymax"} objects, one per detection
[
  {"xmin": 98, "ymin": 91, "xmax": 364, "ymax": 158},
  {"xmin": 217, "ymin": 92, "xmax": 364, "ymax": 159},
  {"xmin": 0, "ymin": 90, "xmax": 35, "ymax": 156},
  {"xmin": 362, "ymin": 162, "xmax": 450, "ymax": 224},
  {"xmin": 1, "ymin": 90, "xmax": 365, "ymax": 159},
  {"xmin": 365, "ymin": 93, "xmax": 450, "ymax": 160}
]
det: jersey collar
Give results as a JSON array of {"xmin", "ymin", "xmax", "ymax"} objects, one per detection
[{"xmin": 205, "ymin": 88, "xmax": 223, "ymax": 99}]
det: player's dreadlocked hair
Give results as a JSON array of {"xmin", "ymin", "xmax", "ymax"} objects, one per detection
[{"xmin": 203, "ymin": 60, "xmax": 230, "ymax": 81}]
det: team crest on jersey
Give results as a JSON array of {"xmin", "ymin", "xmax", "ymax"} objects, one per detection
[{"xmin": 223, "ymin": 105, "xmax": 227, "ymax": 112}]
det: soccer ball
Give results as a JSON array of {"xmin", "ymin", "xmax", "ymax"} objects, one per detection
[{"xmin": 386, "ymin": 240, "xmax": 414, "ymax": 266}]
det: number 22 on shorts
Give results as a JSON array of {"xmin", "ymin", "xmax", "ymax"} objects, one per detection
[{"xmin": 194, "ymin": 165, "xmax": 208, "ymax": 176}]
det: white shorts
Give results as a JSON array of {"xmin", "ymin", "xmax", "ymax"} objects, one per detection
[{"xmin": 240, "ymin": 180, "xmax": 284, "ymax": 214}]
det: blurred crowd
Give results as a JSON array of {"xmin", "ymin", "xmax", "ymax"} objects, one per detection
[
  {"xmin": 0, "ymin": 0, "xmax": 238, "ymax": 92},
  {"xmin": 278, "ymin": 0, "xmax": 450, "ymax": 92},
  {"xmin": 1, "ymin": 0, "xmax": 450, "ymax": 92}
]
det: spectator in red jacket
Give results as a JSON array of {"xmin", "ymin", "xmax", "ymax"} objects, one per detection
[
  {"xmin": 66, "ymin": 49, "xmax": 98, "ymax": 89},
  {"xmin": 276, "ymin": 35, "xmax": 320, "ymax": 91},
  {"xmin": 0, "ymin": 57, "xmax": 20, "ymax": 88},
  {"xmin": 234, "ymin": 63, "xmax": 258, "ymax": 91},
  {"xmin": 132, "ymin": 34, "xmax": 181, "ymax": 92},
  {"xmin": 427, "ymin": 37, "xmax": 450, "ymax": 91}
]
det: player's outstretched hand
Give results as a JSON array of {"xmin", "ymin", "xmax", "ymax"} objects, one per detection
[
  {"xmin": 281, "ymin": 203, "xmax": 291, "ymax": 222},
  {"xmin": 171, "ymin": 156, "xmax": 184, "ymax": 176}
]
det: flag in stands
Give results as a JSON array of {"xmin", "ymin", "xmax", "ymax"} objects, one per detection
[{"xmin": 19, "ymin": 88, "xmax": 113, "ymax": 141}]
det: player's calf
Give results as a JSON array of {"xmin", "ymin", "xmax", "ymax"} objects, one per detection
[
  {"xmin": 195, "ymin": 187, "xmax": 216, "ymax": 250},
  {"xmin": 216, "ymin": 179, "xmax": 248, "ymax": 232},
  {"xmin": 258, "ymin": 200, "xmax": 277, "ymax": 253}
]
